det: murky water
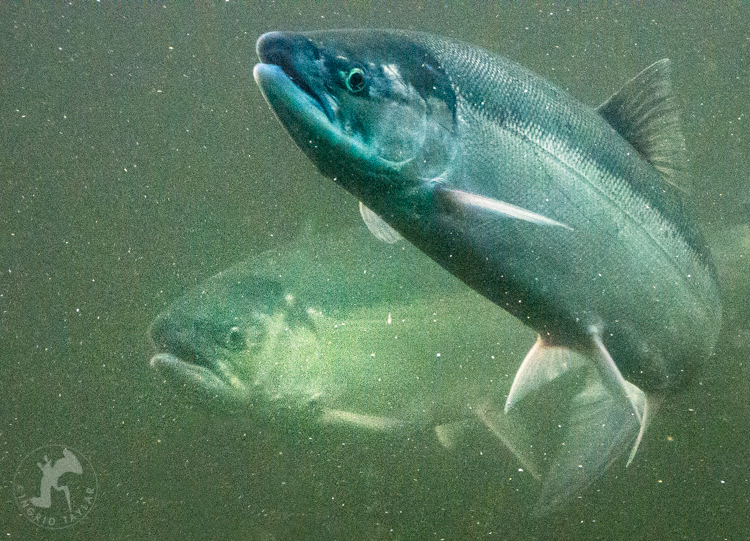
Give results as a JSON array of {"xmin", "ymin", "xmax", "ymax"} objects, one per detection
[{"xmin": 2, "ymin": 3, "xmax": 748, "ymax": 539}]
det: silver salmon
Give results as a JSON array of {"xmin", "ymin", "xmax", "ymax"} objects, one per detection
[{"xmin": 253, "ymin": 30, "xmax": 722, "ymax": 511}]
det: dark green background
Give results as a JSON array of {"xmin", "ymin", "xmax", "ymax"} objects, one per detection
[{"xmin": 2, "ymin": 2, "xmax": 748, "ymax": 539}]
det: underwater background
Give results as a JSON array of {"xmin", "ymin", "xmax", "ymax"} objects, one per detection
[{"xmin": 1, "ymin": 2, "xmax": 748, "ymax": 539}]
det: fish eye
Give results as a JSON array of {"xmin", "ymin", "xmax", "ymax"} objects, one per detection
[
  {"xmin": 344, "ymin": 67, "xmax": 367, "ymax": 93},
  {"xmin": 225, "ymin": 326, "xmax": 245, "ymax": 351}
]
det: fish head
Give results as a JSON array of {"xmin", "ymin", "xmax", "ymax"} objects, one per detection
[
  {"xmin": 148, "ymin": 266, "xmax": 323, "ymax": 411},
  {"xmin": 254, "ymin": 30, "xmax": 457, "ymax": 205}
]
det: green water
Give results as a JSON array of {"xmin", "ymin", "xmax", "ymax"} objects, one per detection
[{"xmin": 1, "ymin": 3, "xmax": 748, "ymax": 539}]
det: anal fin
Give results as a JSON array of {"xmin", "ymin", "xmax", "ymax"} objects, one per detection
[{"xmin": 320, "ymin": 408, "xmax": 405, "ymax": 431}]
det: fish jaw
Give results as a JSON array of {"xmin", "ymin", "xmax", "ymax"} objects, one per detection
[
  {"xmin": 147, "ymin": 310, "xmax": 255, "ymax": 405},
  {"xmin": 149, "ymin": 352, "xmax": 246, "ymax": 399}
]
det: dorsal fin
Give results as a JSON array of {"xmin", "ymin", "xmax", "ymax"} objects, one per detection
[{"xmin": 596, "ymin": 59, "xmax": 692, "ymax": 194}]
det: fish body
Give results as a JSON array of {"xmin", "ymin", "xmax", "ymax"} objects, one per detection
[
  {"xmin": 149, "ymin": 227, "xmax": 534, "ymax": 432},
  {"xmin": 150, "ymin": 227, "xmax": 644, "ymax": 513},
  {"xmin": 253, "ymin": 30, "xmax": 722, "ymax": 510}
]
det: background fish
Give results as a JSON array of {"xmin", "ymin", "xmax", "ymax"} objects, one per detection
[
  {"xmin": 253, "ymin": 29, "xmax": 722, "ymax": 511},
  {"xmin": 149, "ymin": 227, "xmax": 645, "ymax": 513},
  {"xmin": 149, "ymin": 226, "xmax": 531, "ymax": 431}
]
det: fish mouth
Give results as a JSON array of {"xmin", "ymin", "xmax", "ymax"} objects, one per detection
[
  {"xmin": 149, "ymin": 351, "xmax": 232, "ymax": 395},
  {"xmin": 147, "ymin": 316, "xmax": 241, "ymax": 398},
  {"xmin": 253, "ymin": 61, "xmax": 334, "ymax": 130},
  {"xmin": 255, "ymin": 31, "xmax": 335, "ymax": 123}
]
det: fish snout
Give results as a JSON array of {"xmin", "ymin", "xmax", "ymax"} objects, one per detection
[
  {"xmin": 256, "ymin": 32, "xmax": 320, "ymax": 84},
  {"xmin": 148, "ymin": 314, "xmax": 210, "ymax": 370}
]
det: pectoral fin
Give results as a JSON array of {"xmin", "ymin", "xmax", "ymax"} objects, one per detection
[
  {"xmin": 437, "ymin": 187, "xmax": 573, "ymax": 230},
  {"xmin": 320, "ymin": 408, "xmax": 405, "ymax": 431}
]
